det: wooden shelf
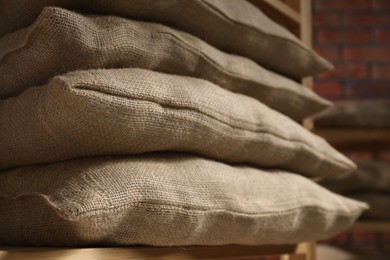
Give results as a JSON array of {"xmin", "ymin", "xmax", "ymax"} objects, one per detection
[
  {"xmin": 0, "ymin": 242, "xmax": 315, "ymax": 260},
  {"xmin": 314, "ymin": 129, "xmax": 390, "ymax": 150},
  {"xmin": 252, "ymin": 0, "xmax": 301, "ymax": 23}
]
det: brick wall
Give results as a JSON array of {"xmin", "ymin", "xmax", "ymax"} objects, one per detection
[
  {"xmin": 313, "ymin": 0, "xmax": 390, "ymax": 100},
  {"xmin": 313, "ymin": 3, "xmax": 389, "ymax": 249}
]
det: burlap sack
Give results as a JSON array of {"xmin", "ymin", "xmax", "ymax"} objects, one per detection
[
  {"xmin": 0, "ymin": 154, "xmax": 367, "ymax": 246},
  {"xmin": 314, "ymin": 100, "xmax": 390, "ymax": 128},
  {"xmin": 0, "ymin": 0, "xmax": 333, "ymax": 78},
  {"xmin": 0, "ymin": 7, "xmax": 331, "ymax": 121},
  {"xmin": 348, "ymin": 193, "xmax": 390, "ymax": 220},
  {"xmin": 321, "ymin": 161, "xmax": 390, "ymax": 193},
  {"xmin": 0, "ymin": 68, "xmax": 355, "ymax": 177}
]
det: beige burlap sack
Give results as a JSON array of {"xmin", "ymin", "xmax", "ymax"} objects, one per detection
[
  {"xmin": 0, "ymin": 7, "xmax": 331, "ymax": 121},
  {"xmin": 0, "ymin": 68, "xmax": 354, "ymax": 177},
  {"xmin": 0, "ymin": 154, "xmax": 367, "ymax": 246},
  {"xmin": 321, "ymin": 161, "xmax": 390, "ymax": 193},
  {"xmin": 0, "ymin": 0, "xmax": 333, "ymax": 78},
  {"xmin": 314, "ymin": 100, "xmax": 390, "ymax": 128}
]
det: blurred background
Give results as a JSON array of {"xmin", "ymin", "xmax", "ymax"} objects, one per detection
[
  {"xmin": 314, "ymin": 0, "xmax": 390, "ymax": 102},
  {"xmin": 312, "ymin": 0, "xmax": 390, "ymax": 259}
]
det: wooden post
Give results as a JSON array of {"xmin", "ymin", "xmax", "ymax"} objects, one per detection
[{"xmin": 300, "ymin": 0, "xmax": 315, "ymax": 130}]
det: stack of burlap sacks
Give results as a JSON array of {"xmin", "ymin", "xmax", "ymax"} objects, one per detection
[{"xmin": 0, "ymin": 0, "xmax": 367, "ymax": 247}]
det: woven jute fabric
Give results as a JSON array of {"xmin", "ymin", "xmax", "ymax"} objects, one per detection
[
  {"xmin": 0, "ymin": 68, "xmax": 355, "ymax": 177},
  {"xmin": 0, "ymin": 0, "xmax": 333, "ymax": 78},
  {"xmin": 347, "ymin": 193, "xmax": 390, "ymax": 220},
  {"xmin": 0, "ymin": 7, "xmax": 331, "ymax": 121},
  {"xmin": 0, "ymin": 154, "xmax": 367, "ymax": 246},
  {"xmin": 321, "ymin": 161, "xmax": 390, "ymax": 193},
  {"xmin": 314, "ymin": 100, "xmax": 390, "ymax": 128}
]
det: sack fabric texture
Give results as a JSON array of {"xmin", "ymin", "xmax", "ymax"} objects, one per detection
[
  {"xmin": 0, "ymin": 0, "xmax": 363, "ymax": 249},
  {"xmin": 314, "ymin": 100, "xmax": 390, "ymax": 128},
  {"xmin": 0, "ymin": 0, "xmax": 333, "ymax": 78},
  {"xmin": 0, "ymin": 68, "xmax": 355, "ymax": 177},
  {"xmin": 0, "ymin": 154, "xmax": 367, "ymax": 246},
  {"xmin": 0, "ymin": 7, "xmax": 331, "ymax": 121}
]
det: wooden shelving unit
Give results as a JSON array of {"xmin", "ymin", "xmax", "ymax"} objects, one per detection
[
  {"xmin": 248, "ymin": 0, "xmax": 301, "ymax": 36},
  {"xmin": 0, "ymin": 1, "xmax": 319, "ymax": 259},
  {"xmin": 0, "ymin": 243, "xmax": 315, "ymax": 260},
  {"xmin": 249, "ymin": 0, "xmax": 314, "ymax": 130}
]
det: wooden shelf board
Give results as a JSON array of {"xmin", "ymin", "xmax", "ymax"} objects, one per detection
[
  {"xmin": 254, "ymin": 0, "xmax": 301, "ymax": 23},
  {"xmin": 0, "ymin": 243, "xmax": 315, "ymax": 260},
  {"xmin": 248, "ymin": 0, "xmax": 301, "ymax": 36}
]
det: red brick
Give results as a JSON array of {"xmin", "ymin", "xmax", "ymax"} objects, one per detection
[
  {"xmin": 325, "ymin": 231, "xmax": 349, "ymax": 243},
  {"xmin": 343, "ymin": 47, "xmax": 390, "ymax": 61},
  {"xmin": 349, "ymin": 82, "xmax": 390, "ymax": 98},
  {"xmin": 313, "ymin": 13, "xmax": 342, "ymax": 27},
  {"xmin": 376, "ymin": 29, "xmax": 390, "ymax": 43},
  {"xmin": 372, "ymin": 0, "xmax": 390, "ymax": 10},
  {"xmin": 344, "ymin": 14, "xmax": 390, "ymax": 26},
  {"xmin": 318, "ymin": 63, "xmax": 368, "ymax": 80},
  {"xmin": 314, "ymin": 46, "xmax": 340, "ymax": 61},
  {"xmin": 372, "ymin": 64, "xmax": 390, "ymax": 80},
  {"xmin": 314, "ymin": 80, "xmax": 344, "ymax": 99},
  {"xmin": 344, "ymin": 151, "xmax": 373, "ymax": 161},
  {"xmin": 380, "ymin": 151, "xmax": 390, "ymax": 162},
  {"xmin": 316, "ymin": 0, "xmax": 370, "ymax": 10},
  {"xmin": 317, "ymin": 30, "xmax": 371, "ymax": 44},
  {"xmin": 353, "ymin": 231, "xmax": 376, "ymax": 241}
]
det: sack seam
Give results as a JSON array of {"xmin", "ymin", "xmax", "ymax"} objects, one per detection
[
  {"xmin": 65, "ymin": 81, "xmax": 350, "ymax": 170},
  {"xmin": 0, "ymin": 193, "xmax": 366, "ymax": 220}
]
